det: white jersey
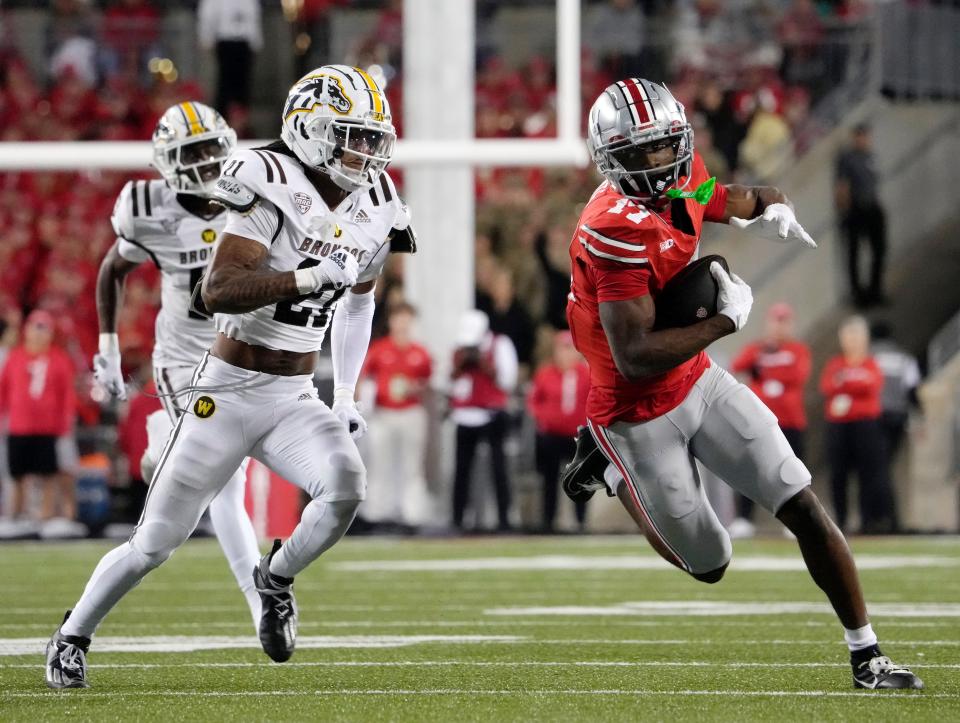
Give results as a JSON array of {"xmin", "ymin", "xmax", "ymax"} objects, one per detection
[
  {"xmin": 212, "ymin": 146, "xmax": 406, "ymax": 353},
  {"xmin": 112, "ymin": 179, "xmax": 227, "ymax": 368}
]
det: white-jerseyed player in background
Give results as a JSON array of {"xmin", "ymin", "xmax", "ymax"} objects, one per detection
[
  {"xmin": 46, "ymin": 65, "xmax": 416, "ymax": 688},
  {"xmin": 91, "ymin": 101, "xmax": 261, "ymax": 627}
]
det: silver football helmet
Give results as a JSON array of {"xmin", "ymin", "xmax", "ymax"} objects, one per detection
[{"xmin": 586, "ymin": 79, "xmax": 694, "ymax": 205}]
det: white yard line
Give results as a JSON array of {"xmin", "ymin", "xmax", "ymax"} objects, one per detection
[
  {"xmin": 486, "ymin": 601, "xmax": 960, "ymax": 618},
  {"xmin": 0, "ymin": 619, "xmax": 951, "ymax": 631},
  {"xmin": 332, "ymin": 555, "xmax": 959, "ymax": 573},
  {"xmin": 2, "ymin": 634, "xmax": 956, "ymax": 657},
  {"xmin": 0, "ymin": 635, "xmax": 522, "ymax": 656},
  {"xmin": 4, "ymin": 660, "xmax": 958, "ymax": 670},
  {"xmin": 2, "ymin": 688, "xmax": 954, "ymax": 700}
]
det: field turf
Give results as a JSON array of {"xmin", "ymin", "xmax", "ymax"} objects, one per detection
[{"xmin": 1, "ymin": 535, "xmax": 958, "ymax": 721}]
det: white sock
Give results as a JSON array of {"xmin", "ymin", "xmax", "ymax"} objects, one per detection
[
  {"xmin": 844, "ymin": 623, "xmax": 878, "ymax": 652},
  {"xmin": 270, "ymin": 499, "xmax": 358, "ymax": 579}
]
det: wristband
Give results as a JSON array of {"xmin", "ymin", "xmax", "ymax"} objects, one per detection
[
  {"xmin": 293, "ymin": 267, "xmax": 317, "ymax": 295},
  {"xmin": 333, "ymin": 386, "xmax": 356, "ymax": 404},
  {"xmin": 98, "ymin": 333, "xmax": 120, "ymax": 356}
]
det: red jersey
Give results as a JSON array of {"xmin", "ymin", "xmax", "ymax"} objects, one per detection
[
  {"xmin": 527, "ymin": 362, "xmax": 590, "ymax": 438},
  {"xmin": 362, "ymin": 337, "xmax": 432, "ymax": 410},
  {"xmin": 450, "ymin": 342, "xmax": 508, "ymax": 411},
  {"xmin": 566, "ymin": 153, "xmax": 728, "ymax": 426},
  {"xmin": 819, "ymin": 355, "xmax": 883, "ymax": 423},
  {"xmin": 0, "ymin": 345, "xmax": 77, "ymax": 436},
  {"xmin": 731, "ymin": 339, "xmax": 811, "ymax": 429}
]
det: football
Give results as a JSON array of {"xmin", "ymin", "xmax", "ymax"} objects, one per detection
[{"xmin": 652, "ymin": 254, "xmax": 730, "ymax": 330}]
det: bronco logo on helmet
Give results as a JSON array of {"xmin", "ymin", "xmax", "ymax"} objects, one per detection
[{"xmin": 283, "ymin": 74, "xmax": 353, "ymax": 119}]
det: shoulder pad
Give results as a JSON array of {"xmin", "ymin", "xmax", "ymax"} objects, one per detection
[
  {"xmin": 366, "ymin": 172, "xmax": 410, "ymax": 226},
  {"xmin": 211, "ymin": 150, "xmax": 265, "ymax": 212},
  {"xmin": 390, "ymin": 224, "xmax": 417, "ymax": 254},
  {"xmin": 111, "ymin": 179, "xmax": 164, "ymax": 240}
]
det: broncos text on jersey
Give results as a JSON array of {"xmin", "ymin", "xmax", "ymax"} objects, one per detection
[
  {"xmin": 112, "ymin": 179, "xmax": 226, "ymax": 368},
  {"xmin": 212, "ymin": 145, "xmax": 409, "ymax": 353}
]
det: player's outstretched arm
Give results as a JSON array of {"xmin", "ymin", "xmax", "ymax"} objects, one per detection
[
  {"xmin": 599, "ymin": 294, "xmax": 735, "ymax": 381},
  {"xmin": 202, "ymin": 233, "xmax": 358, "ymax": 314},
  {"xmin": 721, "ymin": 184, "xmax": 817, "ymax": 248}
]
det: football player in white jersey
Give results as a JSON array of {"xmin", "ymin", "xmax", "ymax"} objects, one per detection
[
  {"xmin": 90, "ymin": 101, "xmax": 262, "ymax": 632},
  {"xmin": 46, "ymin": 66, "xmax": 416, "ymax": 688}
]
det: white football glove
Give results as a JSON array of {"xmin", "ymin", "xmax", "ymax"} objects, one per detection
[
  {"xmin": 730, "ymin": 203, "xmax": 817, "ymax": 248},
  {"xmin": 294, "ymin": 250, "xmax": 360, "ymax": 295},
  {"xmin": 92, "ymin": 333, "xmax": 127, "ymax": 401},
  {"xmin": 710, "ymin": 262, "xmax": 754, "ymax": 332},
  {"xmin": 332, "ymin": 388, "xmax": 368, "ymax": 440}
]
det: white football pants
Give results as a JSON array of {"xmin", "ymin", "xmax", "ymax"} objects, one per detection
[
  {"xmin": 62, "ymin": 354, "xmax": 364, "ymax": 639},
  {"xmin": 591, "ymin": 362, "xmax": 811, "ymax": 575},
  {"xmin": 148, "ymin": 364, "xmax": 261, "ymax": 628}
]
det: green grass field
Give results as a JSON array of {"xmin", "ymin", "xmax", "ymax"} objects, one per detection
[{"xmin": 1, "ymin": 534, "xmax": 958, "ymax": 721}]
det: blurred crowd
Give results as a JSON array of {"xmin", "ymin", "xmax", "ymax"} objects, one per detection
[{"xmin": 0, "ymin": 0, "xmax": 898, "ymax": 537}]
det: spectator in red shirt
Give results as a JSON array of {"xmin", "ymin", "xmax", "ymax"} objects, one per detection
[
  {"xmin": 450, "ymin": 310, "xmax": 518, "ymax": 532},
  {"xmin": 527, "ymin": 330, "xmax": 590, "ymax": 532},
  {"xmin": 359, "ymin": 302, "xmax": 433, "ymax": 530},
  {"xmin": 729, "ymin": 302, "xmax": 811, "ymax": 537},
  {"xmin": 820, "ymin": 315, "xmax": 893, "ymax": 534},
  {"xmin": 0, "ymin": 310, "xmax": 77, "ymax": 524}
]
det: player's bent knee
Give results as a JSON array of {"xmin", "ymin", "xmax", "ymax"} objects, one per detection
[
  {"xmin": 686, "ymin": 526, "xmax": 732, "ymax": 583},
  {"xmin": 320, "ymin": 450, "xmax": 367, "ymax": 503},
  {"xmin": 130, "ymin": 520, "xmax": 191, "ymax": 568}
]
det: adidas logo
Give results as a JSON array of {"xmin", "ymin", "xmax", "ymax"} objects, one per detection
[
  {"xmin": 298, "ymin": 392, "xmax": 313, "ymax": 401},
  {"xmin": 354, "ymin": 209, "xmax": 371, "ymax": 223}
]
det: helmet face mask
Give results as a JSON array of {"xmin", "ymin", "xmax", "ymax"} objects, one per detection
[
  {"xmin": 587, "ymin": 79, "xmax": 694, "ymax": 205},
  {"xmin": 281, "ymin": 65, "xmax": 396, "ymax": 193},
  {"xmin": 152, "ymin": 103, "xmax": 236, "ymax": 197}
]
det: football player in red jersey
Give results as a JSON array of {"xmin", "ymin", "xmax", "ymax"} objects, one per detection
[{"xmin": 562, "ymin": 78, "xmax": 921, "ymax": 690}]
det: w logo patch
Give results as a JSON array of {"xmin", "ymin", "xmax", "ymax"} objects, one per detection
[{"xmin": 194, "ymin": 396, "xmax": 216, "ymax": 419}]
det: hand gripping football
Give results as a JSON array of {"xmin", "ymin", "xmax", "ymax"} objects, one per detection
[{"xmin": 652, "ymin": 254, "xmax": 730, "ymax": 331}]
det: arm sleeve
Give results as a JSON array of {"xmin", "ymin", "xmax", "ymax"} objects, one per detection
[
  {"xmin": 703, "ymin": 180, "xmax": 729, "ymax": 223},
  {"xmin": 331, "ymin": 286, "xmax": 376, "ymax": 395},
  {"xmin": 493, "ymin": 336, "xmax": 519, "ymax": 392},
  {"xmin": 222, "ymin": 200, "xmax": 281, "ymax": 249},
  {"xmin": 594, "ymin": 265, "xmax": 652, "ymax": 303}
]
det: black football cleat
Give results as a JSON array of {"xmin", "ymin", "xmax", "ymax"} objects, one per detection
[
  {"xmin": 253, "ymin": 539, "xmax": 298, "ymax": 663},
  {"xmin": 560, "ymin": 426, "xmax": 612, "ymax": 504},
  {"xmin": 45, "ymin": 611, "xmax": 90, "ymax": 689},
  {"xmin": 852, "ymin": 649, "xmax": 924, "ymax": 689}
]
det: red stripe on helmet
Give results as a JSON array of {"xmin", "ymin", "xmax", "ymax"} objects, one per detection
[{"xmin": 624, "ymin": 79, "xmax": 650, "ymax": 124}]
